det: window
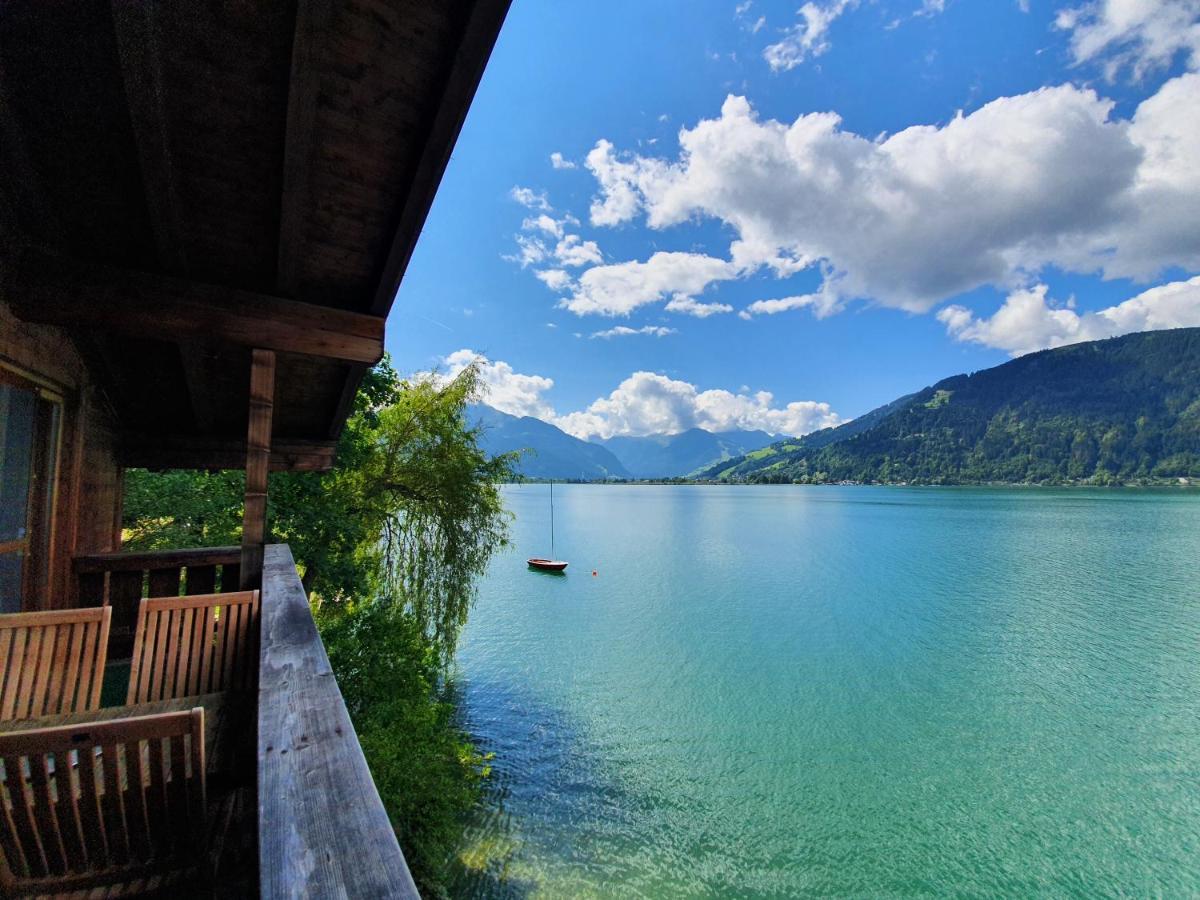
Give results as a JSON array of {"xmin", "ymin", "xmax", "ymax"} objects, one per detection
[{"xmin": 0, "ymin": 366, "xmax": 62, "ymax": 613}]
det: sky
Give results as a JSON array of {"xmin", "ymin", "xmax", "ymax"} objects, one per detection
[{"xmin": 392, "ymin": 0, "xmax": 1200, "ymax": 439}]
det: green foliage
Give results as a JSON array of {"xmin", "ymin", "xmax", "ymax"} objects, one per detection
[
  {"xmin": 317, "ymin": 598, "xmax": 490, "ymax": 896},
  {"xmin": 122, "ymin": 469, "xmax": 244, "ymax": 549},
  {"xmin": 121, "ymin": 357, "xmax": 515, "ymax": 896},
  {"xmin": 712, "ymin": 329, "xmax": 1200, "ymax": 485}
]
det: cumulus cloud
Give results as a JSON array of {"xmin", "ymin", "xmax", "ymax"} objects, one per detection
[
  {"xmin": 1056, "ymin": 0, "xmax": 1200, "ymax": 80},
  {"xmin": 561, "ymin": 251, "xmax": 737, "ymax": 316},
  {"xmin": 589, "ymin": 325, "xmax": 678, "ymax": 339},
  {"xmin": 938, "ymin": 276, "xmax": 1200, "ymax": 356},
  {"xmin": 556, "ymin": 371, "xmax": 843, "ymax": 439},
  {"xmin": 443, "ymin": 350, "xmax": 556, "ymax": 419},
  {"xmin": 510, "ymin": 186, "xmax": 551, "ymax": 210},
  {"xmin": 743, "ymin": 284, "xmax": 842, "ymax": 318},
  {"xmin": 535, "ymin": 269, "xmax": 572, "ymax": 290},
  {"xmin": 550, "ymin": 152, "xmax": 576, "ymax": 169},
  {"xmin": 663, "ymin": 294, "xmax": 734, "ymax": 317},
  {"xmin": 444, "ymin": 352, "xmax": 841, "ymax": 439},
  {"xmin": 763, "ymin": 0, "xmax": 858, "ymax": 71},
  {"xmin": 553, "ymin": 234, "xmax": 604, "ymax": 267},
  {"xmin": 522, "ymin": 214, "xmax": 563, "ymax": 238},
  {"xmin": 581, "ymin": 80, "xmax": 1200, "ymax": 315}
]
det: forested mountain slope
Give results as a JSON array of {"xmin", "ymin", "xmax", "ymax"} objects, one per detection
[{"xmin": 706, "ymin": 329, "xmax": 1200, "ymax": 484}]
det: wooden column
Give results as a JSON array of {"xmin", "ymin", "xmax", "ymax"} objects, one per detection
[{"xmin": 241, "ymin": 349, "xmax": 275, "ymax": 589}]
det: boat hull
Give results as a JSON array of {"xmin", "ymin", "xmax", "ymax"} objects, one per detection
[{"xmin": 528, "ymin": 558, "xmax": 568, "ymax": 572}]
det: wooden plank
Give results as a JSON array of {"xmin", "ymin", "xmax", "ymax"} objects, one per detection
[
  {"xmin": 147, "ymin": 566, "xmax": 181, "ymax": 598},
  {"xmin": 276, "ymin": 0, "xmax": 335, "ymax": 296},
  {"xmin": 368, "ymin": 0, "xmax": 513, "ymax": 317},
  {"xmin": 241, "ymin": 350, "xmax": 275, "ymax": 590},
  {"xmin": 184, "ymin": 565, "xmax": 216, "ymax": 596},
  {"xmin": 258, "ymin": 543, "xmax": 419, "ymax": 898},
  {"xmin": 109, "ymin": 0, "xmax": 188, "ymax": 275},
  {"xmin": 108, "ymin": 570, "xmax": 144, "ymax": 659},
  {"xmin": 9, "ymin": 249, "xmax": 385, "ymax": 363},
  {"xmin": 74, "ymin": 547, "xmax": 240, "ymax": 575},
  {"xmin": 119, "ymin": 435, "xmax": 336, "ymax": 473}
]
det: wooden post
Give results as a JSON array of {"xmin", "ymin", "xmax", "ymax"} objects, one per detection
[{"xmin": 241, "ymin": 349, "xmax": 275, "ymax": 589}]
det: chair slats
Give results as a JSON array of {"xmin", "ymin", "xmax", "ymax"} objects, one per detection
[
  {"xmin": 126, "ymin": 592, "xmax": 260, "ymax": 704},
  {"xmin": 0, "ymin": 709, "xmax": 207, "ymax": 895},
  {"xmin": 0, "ymin": 609, "xmax": 112, "ymax": 723}
]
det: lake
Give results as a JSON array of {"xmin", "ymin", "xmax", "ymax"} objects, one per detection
[{"xmin": 450, "ymin": 485, "xmax": 1200, "ymax": 897}]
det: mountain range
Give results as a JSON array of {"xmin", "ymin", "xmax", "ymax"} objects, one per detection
[
  {"xmin": 467, "ymin": 406, "xmax": 775, "ymax": 480},
  {"xmin": 704, "ymin": 328, "xmax": 1200, "ymax": 485}
]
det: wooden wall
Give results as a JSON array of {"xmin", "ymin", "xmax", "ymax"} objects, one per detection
[{"xmin": 0, "ymin": 298, "xmax": 122, "ymax": 609}]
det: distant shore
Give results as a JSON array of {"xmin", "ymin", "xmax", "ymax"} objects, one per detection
[{"xmin": 505, "ymin": 477, "xmax": 1198, "ymax": 488}]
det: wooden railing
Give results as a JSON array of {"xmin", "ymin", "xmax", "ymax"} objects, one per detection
[
  {"xmin": 73, "ymin": 546, "xmax": 241, "ymax": 657},
  {"xmin": 258, "ymin": 543, "xmax": 419, "ymax": 898}
]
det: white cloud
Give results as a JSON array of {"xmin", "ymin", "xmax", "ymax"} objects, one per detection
[
  {"xmin": 743, "ymin": 285, "xmax": 842, "ymax": 318},
  {"xmin": 561, "ymin": 251, "xmax": 737, "ymax": 316},
  {"xmin": 510, "ymin": 186, "xmax": 551, "ymax": 210},
  {"xmin": 938, "ymin": 276, "xmax": 1200, "ymax": 356},
  {"xmin": 550, "ymin": 152, "xmax": 576, "ymax": 169},
  {"xmin": 763, "ymin": 0, "xmax": 858, "ymax": 71},
  {"xmin": 522, "ymin": 214, "xmax": 564, "ymax": 238},
  {"xmin": 505, "ymin": 234, "xmax": 548, "ymax": 268},
  {"xmin": 554, "ymin": 234, "xmax": 604, "ymax": 267},
  {"xmin": 535, "ymin": 268, "xmax": 573, "ymax": 290},
  {"xmin": 663, "ymin": 294, "xmax": 734, "ymax": 317},
  {"xmin": 581, "ymin": 80, "xmax": 1200, "ymax": 314},
  {"xmin": 445, "ymin": 353, "xmax": 842, "ymax": 440},
  {"xmin": 443, "ymin": 350, "xmax": 557, "ymax": 419},
  {"xmin": 1056, "ymin": 0, "xmax": 1200, "ymax": 80},
  {"xmin": 586, "ymin": 139, "xmax": 662, "ymax": 226},
  {"xmin": 555, "ymin": 371, "xmax": 843, "ymax": 439},
  {"xmin": 917, "ymin": 0, "xmax": 946, "ymax": 16},
  {"xmin": 589, "ymin": 325, "xmax": 678, "ymax": 339}
]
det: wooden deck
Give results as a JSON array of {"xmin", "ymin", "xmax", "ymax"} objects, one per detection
[{"xmin": 0, "ymin": 543, "xmax": 418, "ymax": 897}]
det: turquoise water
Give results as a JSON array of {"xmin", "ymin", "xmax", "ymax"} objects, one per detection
[{"xmin": 451, "ymin": 485, "xmax": 1200, "ymax": 897}]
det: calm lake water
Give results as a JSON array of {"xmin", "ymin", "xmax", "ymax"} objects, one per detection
[{"xmin": 450, "ymin": 485, "xmax": 1200, "ymax": 897}]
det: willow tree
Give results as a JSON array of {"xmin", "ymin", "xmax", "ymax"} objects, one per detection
[
  {"xmin": 124, "ymin": 357, "xmax": 518, "ymax": 893},
  {"xmin": 126, "ymin": 357, "xmax": 517, "ymax": 659}
]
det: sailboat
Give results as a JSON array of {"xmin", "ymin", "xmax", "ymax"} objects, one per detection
[{"xmin": 528, "ymin": 481, "xmax": 568, "ymax": 573}]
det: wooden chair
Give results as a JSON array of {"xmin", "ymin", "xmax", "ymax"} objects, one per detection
[
  {"xmin": 127, "ymin": 591, "xmax": 260, "ymax": 704},
  {"xmin": 0, "ymin": 708, "xmax": 208, "ymax": 896},
  {"xmin": 0, "ymin": 608, "xmax": 112, "ymax": 723}
]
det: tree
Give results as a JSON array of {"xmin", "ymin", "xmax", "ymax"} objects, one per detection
[{"xmin": 122, "ymin": 357, "xmax": 517, "ymax": 894}]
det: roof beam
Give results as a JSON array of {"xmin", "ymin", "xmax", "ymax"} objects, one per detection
[
  {"xmin": 368, "ymin": 0, "xmax": 512, "ymax": 316},
  {"xmin": 110, "ymin": 1, "xmax": 188, "ymax": 274},
  {"xmin": 276, "ymin": 0, "xmax": 334, "ymax": 296},
  {"xmin": 9, "ymin": 249, "xmax": 384, "ymax": 364},
  {"xmin": 120, "ymin": 435, "xmax": 336, "ymax": 473}
]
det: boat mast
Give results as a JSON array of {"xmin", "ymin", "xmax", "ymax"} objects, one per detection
[{"xmin": 550, "ymin": 480, "xmax": 555, "ymax": 559}]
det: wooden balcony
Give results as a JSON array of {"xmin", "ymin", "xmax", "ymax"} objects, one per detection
[{"xmin": 2, "ymin": 543, "xmax": 418, "ymax": 898}]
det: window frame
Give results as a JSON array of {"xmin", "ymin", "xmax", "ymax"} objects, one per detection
[{"xmin": 0, "ymin": 361, "xmax": 65, "ymax": 612}]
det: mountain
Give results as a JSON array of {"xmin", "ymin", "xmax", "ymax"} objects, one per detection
[
  {"xmin": 468, "ymin": 405, "xmax": 631, "ymax": 480},
  {"xmin": 600, "ymin": 428, "xmax": 776, "ymax": 478},
  {"xmin": 704, "ymin": 328, "xmax": 1200, "ymax": 485}
]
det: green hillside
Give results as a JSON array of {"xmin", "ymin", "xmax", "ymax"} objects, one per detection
[{"xmin": 707, "ymin": 328, "xmax": 1200, "ymax": 485}]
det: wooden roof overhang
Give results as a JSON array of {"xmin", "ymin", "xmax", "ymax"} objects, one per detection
[{"xmin": 0, "ymin": 0, "xmax": 510, "ymax": 472}]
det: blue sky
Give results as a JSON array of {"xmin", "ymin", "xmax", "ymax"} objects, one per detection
[{"xmin": 392, "ymin": 0, "xmax": 1200, "ymax": 438}]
